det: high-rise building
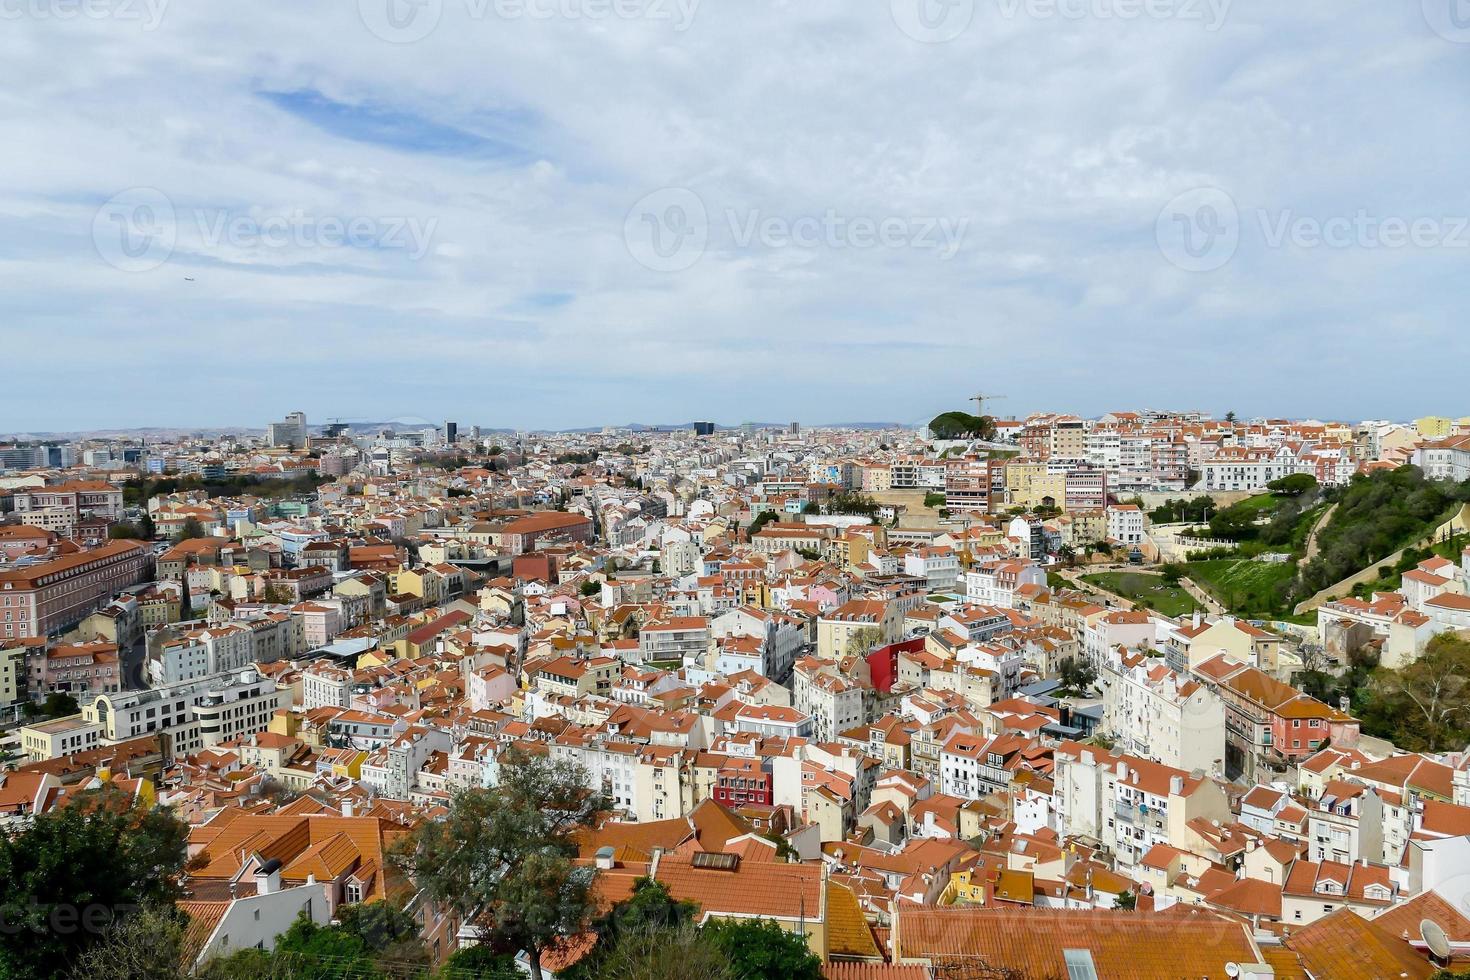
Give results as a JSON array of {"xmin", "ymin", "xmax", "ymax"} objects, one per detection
[
  {"xmin": 692, "ymin": 421, "xmax": 716, "ymax": 437},
  {"xmin": 267, "ymin": 411, "xmax": 307, "ymax": 449},
  {"xmin": 445, "ymin": 421, "xmax": 458, "ymax": 445}
]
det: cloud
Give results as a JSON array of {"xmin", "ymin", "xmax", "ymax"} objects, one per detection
[{"xmin": 0, "ymin": 0, "xmax": 1467, "ymax": 430}]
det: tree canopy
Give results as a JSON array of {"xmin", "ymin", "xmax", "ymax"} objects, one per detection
[
  {"xmin": 390, "ymin": 748, "xmax": 608, "ymax": 979},
  {"xmin": 928, "ymin": 411, "xmax": 996, "ymax": 441},
  {"xmin": 0, "ymin": 789, "xmax": 188, "ymax": 979}
]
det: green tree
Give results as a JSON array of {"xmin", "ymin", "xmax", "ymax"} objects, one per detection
[
  {"xmin": 108, "ymin": 522, "xmax": 142, "ymax": 540},
  {"xmin": 0, "ymin": 789, "xmax": 188, "ymax": 979},
  {"xmin": 1057, "ymin": 657, "xmax": 1098, "ymax": 697},
  {"xmin": 1116, "ymin": 890, "xmax": 1137, "ymax": 911},
  {"xmin": 173, "ymin": 516, "xmax": 206, "ymax": 542},
  {"xmin": 600, "ymin": 922, "xmax": 731, "ymax": 980},
  {"xmin": 391, "ymin": 749, "xmax": 609, "ymax": 979},
  {"xmin": 747, "ymin": 511, "xmax": 779, "ymax": 537},
  {"xmin": 68, "ymin": 904, "xmax": 186, "ymax": 980},
  {"xmin": 704, "ymin": 919, "xmax": 822, "ymax": 980},
  {"xmin": 928, "ymin": 411, "xmax": 996, "ymax": 441},
  {"xmin": 1267, "ymin": 473, "xmax": 1317, "ymax": 496},
  {"xmin": 139, "ymin": 512, "xmax": 156, "ymax": 540},
  {"xmin": 1370, "ymin": 633, "xmax": 1470, "ymax": 751}
]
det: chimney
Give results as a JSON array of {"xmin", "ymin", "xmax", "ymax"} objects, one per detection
[
  {"xmin": 1116, "ymin": 762, "xmax": 1129, "ymax": 782},
  {"xmin": 255, "ymin": 858, "xmax": 283, "ymax": 895},
  {"xmin": 341, "ymin": 800, "xmax": 355, "ymax": 818},
  {"xmin": 649, "ymin": 847, "xmax": 664, "ymax": 879},
  {"xmin": 1170, "ymin": 775, "xmax": 1184, "ymax": 796},
  {"xmin": 595, "ymin": 846, "xmax": 616, "ymax": 871}
]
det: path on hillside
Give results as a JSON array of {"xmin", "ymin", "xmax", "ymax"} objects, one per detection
[
  {"xmin": 1297, "ymin": 502, "xmax": 1338, "ymax": 569},
  {"xmin": 1292, "ymin": 503, "xmax": 1470, "ymax": 615}
]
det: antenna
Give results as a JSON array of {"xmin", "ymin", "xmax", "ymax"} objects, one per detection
[{"xmin": 1422, "ymin": 919, "xmax": 1451, "ymax": 963}]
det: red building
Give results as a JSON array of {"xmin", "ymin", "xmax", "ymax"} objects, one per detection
[{"xmin": 712, "ymin": 756, "xmax": 773, "ymax": 808}]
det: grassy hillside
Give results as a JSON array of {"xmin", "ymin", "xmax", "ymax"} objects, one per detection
[
  {"xmin": 1294, "ymin": 466, "xmax": 1470, "ymax": 600},
  {"xmin": 1080, "ymin": 571, "xmax": 1199, "ymax": 617},
  {"xmin": 1184, "ymin": 559, "xmax": 1299, "ymax": 619}
]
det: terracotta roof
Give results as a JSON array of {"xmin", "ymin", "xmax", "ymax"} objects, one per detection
[
  {"xmin": 894, "ymin": 906, "xmax": 1260, "ymax": 976},
  {"xmin": 1285, "ymin": 907, "xmax": 1434, "ymax": 980}
]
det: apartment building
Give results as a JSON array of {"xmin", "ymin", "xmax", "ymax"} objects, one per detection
[
  {"xmin": 0, "ymin": 540, "xmax": 151, "ymax": 638},
  {"xmin": 80, "ymin": 669, "xmax": 290, "ymax": 760}
]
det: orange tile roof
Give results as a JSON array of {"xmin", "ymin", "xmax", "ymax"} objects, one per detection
[
  {"xmin": 894, "ymin": 906, "xmax": 1259, "ymax": 976},
  {"xmin": 1285, "ymin": 907, "xmax": 1434, "ymax": 980}
]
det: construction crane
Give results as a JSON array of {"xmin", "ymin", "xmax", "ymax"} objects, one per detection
[{"xmin": 970, "ymin": 392, "xmax": 1007, "ymax": 418}]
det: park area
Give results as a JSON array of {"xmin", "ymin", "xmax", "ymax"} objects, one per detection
[{"xmin": 1079, "ymin": 571, "xmax": 1201, "ymax": 617}]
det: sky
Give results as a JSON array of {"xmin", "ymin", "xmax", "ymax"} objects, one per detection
[{"xmin": 2, "ymin": 0, "xmax": 1469, "ymax": 433}]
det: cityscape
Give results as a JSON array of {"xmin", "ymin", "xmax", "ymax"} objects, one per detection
[
  {"xmin": 7, "ymin": 0, "xmax": 1470, "ymax": 977},
  {"xmin": 1, "ymin": 409, "xmax": 1469, "ymax": 979}
]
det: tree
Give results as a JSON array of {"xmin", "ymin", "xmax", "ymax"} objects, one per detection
[
  {"xmin": 42, "ymin": 691, "xmax": 79, "ymax": 718},
  {"xmin": 391, "ymin": 749, "xmax": 609, "ymax": 979},
  {"xmin": 173, "ymin": 516, "xmax": 205, "ymax": 542},
  {"xmin": 567, "ymin": 878, "xmax": 705, "ymax": 980},
  {"xmin": 1267, "ymin": 473, "xmax": 1318, "ymax": 497},
  {"xmin": 928, "ymin": 411, "xmax": 996, "ymax": 441},
  {"xmin": 1370, "ymin": 633, "xmax": 1470, "ymax": 751},
  {"xmin": 747, "ymin": 511, "xmax": 778, "ymax": 537},
  {"xmin": 580, "ymin": 580, "xmax": 601, "ymax": 597},
  {"xmin": 1057, "ymin": 657, "xmax": 1098, "ymax": 697},
  {"xmin": 0, "ymin": 789, "xmax": 188, "ymax": 979},
  {"xmin": 600, "ymin": 922, "xmax": 731, "ymax": 980},
  {"xmin": 1224, "ymin": 411, "xmax": 1237, "ymax": 423},
  {"xmin": 1116, "ymin": 890, "xmax": 1137, "ymax": 911},
  {"xmin": 139, "ymin": 512, "xmax": 156, "ymax": 540},
  {"xmin": 844, "ymin": 627, "xmax": 883, "ymax": 658},
  {"xmin": 108, "ymin": 522, "xmax": 142, "ymax": 540},
  {"xmin": 703, "ymin": 919, "xmax": 822, "ymax": 980},
  {"xmin": 68, "ymin": 904, "xmax": 186, "ymax": 980}
]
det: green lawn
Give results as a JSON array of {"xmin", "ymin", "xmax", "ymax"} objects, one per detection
[
  {"xmin": 1080, "ymin": 571, "xmax": 1200, "ymax": 617},
  {"xmin": 1184, "ymin": 558, "xmax": 1297, "ymax": 618}
]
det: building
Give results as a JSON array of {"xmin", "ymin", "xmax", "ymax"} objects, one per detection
[
  {"xmin": 0, "ymin": 541, "xmax": 152, "ymax": 639},
  {"xmin": 80, "ymin": 669, "xmax": 290, "ymax": 760},
  {"xmin": 267, "ymin": 411, "xmax": 308, "ymax": 449}
]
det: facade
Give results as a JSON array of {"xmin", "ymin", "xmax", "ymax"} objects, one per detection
[{"xmin": 0, "ymin": 541, "xmax": 151, "ymax": 639}]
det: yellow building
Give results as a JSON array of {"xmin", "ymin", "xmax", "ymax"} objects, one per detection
[
  {"xmin": 1004, "ymin": 461, "xmax": 1066, "ymax": 512},
  {"xmin": 1416, "ymin": 416, "xmax": 1455, "ymax": 438}
]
